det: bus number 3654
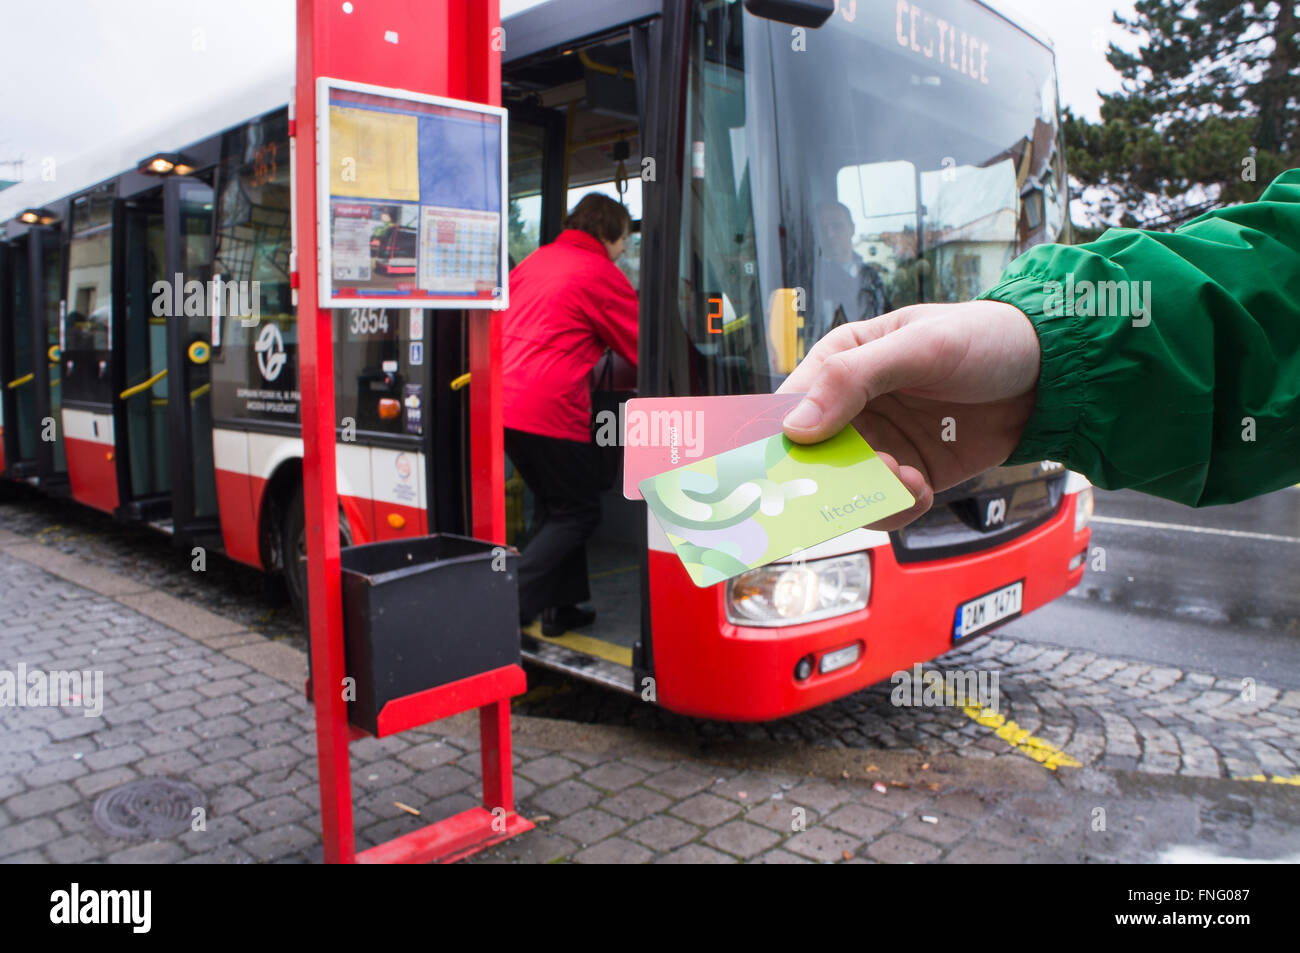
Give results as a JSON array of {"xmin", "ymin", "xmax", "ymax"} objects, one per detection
[{"xmin": 349, "ymin": 309, "xmax": 390, "ymax": 335}]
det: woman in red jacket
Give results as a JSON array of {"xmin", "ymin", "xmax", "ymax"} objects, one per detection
[{"xmin": 503, "ymin": 194, "xmax": 639, "ymax": 636}]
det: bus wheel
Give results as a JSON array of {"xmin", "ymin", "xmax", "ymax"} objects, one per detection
[{"xmin": 280, "ymin": 486, "xmax": 353, "ymax": 618}]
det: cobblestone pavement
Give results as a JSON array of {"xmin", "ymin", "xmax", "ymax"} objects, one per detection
[
  {"xmin": 3, "ymin": 494, "xmax": 1297, "ymax": 785},
  {"xmin": 514, "ymin": 634, "xmax": 1300, "ymax": 782},
  {"xmin": 0, "ymin": 493, "xmax": 303, "ymax": 645},
  {"xmin": 1, "ymin": 519, "xmax": 1299, "ymax": 864}
]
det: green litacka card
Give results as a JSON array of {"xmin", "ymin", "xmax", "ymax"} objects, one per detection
[{"xmin": 639, "ymin": 427, "xmax": 916, "ymax": 587}]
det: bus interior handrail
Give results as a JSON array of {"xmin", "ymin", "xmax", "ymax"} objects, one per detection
[{"xmin": 119, "ymin": 367, "xmax": 168, "ymax": 399}]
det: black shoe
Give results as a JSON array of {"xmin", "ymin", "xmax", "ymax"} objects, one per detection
[{"xmin": 540, "ymin": 604, "xmax": 596, "ymax": 637}]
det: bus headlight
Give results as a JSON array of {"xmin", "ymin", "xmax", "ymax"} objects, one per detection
[
  {"xmin": 1074, "ymin": 485, "xmax": 1094, "ymax": 533},
  {"xmin": 726, "ymin": 553, "xmax": 870, "ymax": 627}
]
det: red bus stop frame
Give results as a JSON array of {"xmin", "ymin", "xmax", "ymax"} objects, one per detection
[{"xmin": 293, "ymin": 0, "xmax": 530, "ymax": 864}]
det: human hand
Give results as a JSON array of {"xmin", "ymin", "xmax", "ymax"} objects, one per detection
[{"xmin": 779, "ymin": 301, "xmax": 1041, "ymax": 530}]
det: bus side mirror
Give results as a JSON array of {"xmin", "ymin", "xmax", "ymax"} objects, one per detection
[{"xmin": 742, "ymin": 0, "xmax": 834, "ymax": 28}]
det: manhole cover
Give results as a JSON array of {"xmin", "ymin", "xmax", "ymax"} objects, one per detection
[{"xmin": 93, "ymin": 778, "xmax": 206, "ymax": 840}]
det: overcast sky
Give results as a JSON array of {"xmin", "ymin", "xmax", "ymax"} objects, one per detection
[{"xmin": 0, "ymin": 0, "xmax": 1136, "ymax": 183}]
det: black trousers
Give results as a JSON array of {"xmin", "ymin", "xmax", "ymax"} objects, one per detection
[{"xmin": 505, "ymin": 428, "xmax": 603, "ymax": 623}]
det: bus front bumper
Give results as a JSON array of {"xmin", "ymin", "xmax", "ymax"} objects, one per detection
[{"xmin": 649, "ymin": 492, "xmax": 1090, "ymax": 722}]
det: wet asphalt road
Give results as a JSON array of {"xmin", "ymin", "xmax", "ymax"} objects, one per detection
[{"xmin": 1003, "ymin": 486, "xmax": 1300, "ymax": 690}]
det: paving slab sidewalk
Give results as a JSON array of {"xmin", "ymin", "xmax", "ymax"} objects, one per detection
[{"xmin": 1, "ymin": 536, "xmax": 1297, "ymax": 864}]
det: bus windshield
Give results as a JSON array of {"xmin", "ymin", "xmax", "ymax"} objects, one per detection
[{"xmin": 677, "ymin": 0, "xmax": 1066, "ymax": 395}]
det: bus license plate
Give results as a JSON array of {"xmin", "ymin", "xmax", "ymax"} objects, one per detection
[{"xmin": 953, "ymin": 582, "xmax": 1023, "ymax": 641}]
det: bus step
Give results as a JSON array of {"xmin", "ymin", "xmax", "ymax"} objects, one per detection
[
  {"xmin": 116, "ymin": 496, "xmax": 172, "ymax": 523},
  {"xmin": 174, "ymin": 518, "xmax": 222, "ymax": 544},
  {"xmin": 520, "ymin": 633, "xmax": 635, "ymax": 695},
  {"xmin": 146, "ymin": 518, "xmax": 175, "ymax": 535}
]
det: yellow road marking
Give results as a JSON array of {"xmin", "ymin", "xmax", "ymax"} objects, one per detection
[
  {"xmin": 960, "ymin": 702, "xmax": 1082, "ymax": 771},
  {"xmin": 35, "ymin": 525, "xmax": 81, "ymax": 545},
  {"xmin": 521, "ymin": 621, "xmax": 633, "ymax": 667},
  {"xmin": 1233, "ymin": 773, "xmax": 1300, "ymax": 786}
]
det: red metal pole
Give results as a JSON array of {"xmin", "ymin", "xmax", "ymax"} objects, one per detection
[
  {"xmin": 468, "ymin": 314, "xmax": 504, "ymax": 542},
  {"xmin": 479, "ymin": 699, "xmax": 514, "ymax": 813},
  {"xmin": 452, "ymin": 0, "xmax": 506, "ymax": 821},
  {"xmin": 460, "ymin": 0, "xmax": 512, "ymax": 818},
  {"xmin": 460, "ymin": 0, "xmax": 505, "ymax": 544},
  {"xmin": 294, "ymin": 0, "xmax": 521, "ymax": 864},
  {"xmin": 296, "ymin": 0, "xmax": 354, "ymax": 864}
]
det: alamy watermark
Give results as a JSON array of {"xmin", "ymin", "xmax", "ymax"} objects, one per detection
[
  {"xmin": 890, "ymin": 662, "xmax": 999, "ymax": 714},
  {"xmin": 1042, "ymin": 275, "xmax": 1152, "ymax": 327},
  {"xmin": 0, "ymin": 664, "xmax": 104, "ymax": 717},
  {"xmin": 50, "ymin": 883, "xmax": 150, "ymax": 933},
  {"xmin": 594, "ymin": 405, "xmax": 704, "ymax": 462},
  {"xmin": 152, "ymin": 273, "xmax": 260, "ymax": 325}
]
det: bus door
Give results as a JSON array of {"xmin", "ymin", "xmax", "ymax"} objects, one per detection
[
  {"xmin": 502, "ymin": 25, "xmax": 654, "ymax": 694},
  {"xmin": 164, "ymin": 177, "xmax": 220, "ymax": 546},
  {"xmin": 502, "ymin": 101, "xmax": 564, "ymax": 546},
  {"xmin": 62, "ymin": 184, "xmax": 117, "ymax": 513},
  {"xmin": 113, "ymin": 187, "xmax": 171, "ymax": 522},
  {"xmin": 1, "ymin": 226, "xmax": 68, "ymax": 487},
  {"xmin": 0, "ymin": 233, "xmax": 39, "ymax": 479},
  {"xmin": 32, "ymin": 225, "xmax": 68, "ymax": 487}
]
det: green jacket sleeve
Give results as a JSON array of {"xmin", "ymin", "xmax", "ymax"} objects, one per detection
[{"xmin": 978, "ymin": 169, "xmax": 1300, "ymax": 506}]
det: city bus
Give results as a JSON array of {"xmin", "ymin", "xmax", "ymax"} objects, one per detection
[{"xmin": 0, "ymin": 0, "xmax": 1092, "ymax": 721}]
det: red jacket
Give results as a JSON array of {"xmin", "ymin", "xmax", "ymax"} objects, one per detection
[{"xmin": 502, "ymin": 229, "xmax": 639, "ymax": 442}]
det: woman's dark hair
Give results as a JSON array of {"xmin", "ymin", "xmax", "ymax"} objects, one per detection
[{"xmin": 564, "ymin": 193, "xmax": 632, "ymax": 243}]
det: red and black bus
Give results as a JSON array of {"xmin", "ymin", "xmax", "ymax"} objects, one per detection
[{"xmin": 0, "ymin": 0, "xmax": 1091, "ymax": 720}]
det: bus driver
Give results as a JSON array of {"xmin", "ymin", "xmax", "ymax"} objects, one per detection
[{"xmin": 813, "ymin": 200, "xmax": 892, "ymax": 340}]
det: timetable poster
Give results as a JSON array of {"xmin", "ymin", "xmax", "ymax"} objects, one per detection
[{"xmin": 320, "ymin": 81, "xmax": 507, "ymax": 309}]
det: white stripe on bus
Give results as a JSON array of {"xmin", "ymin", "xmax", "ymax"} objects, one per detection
[
  {"xmin": 212, "ymin": 428, "xmax": 249, "ymax": 474},
  {"xmin": 62, "ymin": 408, "xmax": 115, "ymax": 446},
  {"xmin": 211, "ymin": 427, "xmax": 425, "ymax": 510}
]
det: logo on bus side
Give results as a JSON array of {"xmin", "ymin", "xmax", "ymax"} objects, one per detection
[{"xmin": 255, "ymin": 323, "xmax": 286, "ymax": 381}]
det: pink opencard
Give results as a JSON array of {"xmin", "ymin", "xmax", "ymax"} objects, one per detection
[{"xmin": 620, "ymin": 393, "xmax": 805, "ymax": 500}]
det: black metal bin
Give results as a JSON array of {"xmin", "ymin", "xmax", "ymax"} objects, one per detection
[{"xmin": 337, "ymin": 533, "xmax": 520, "ymax": 734}]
